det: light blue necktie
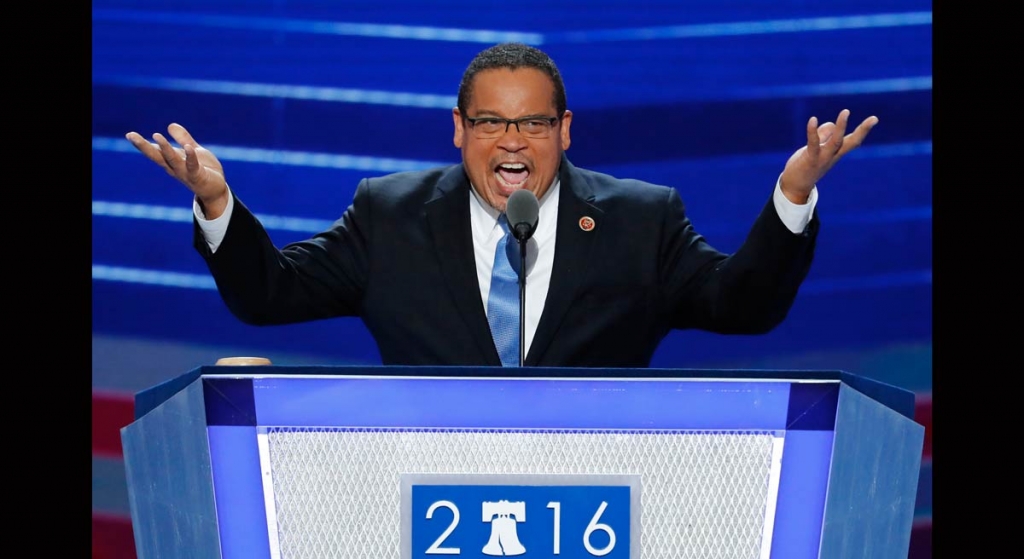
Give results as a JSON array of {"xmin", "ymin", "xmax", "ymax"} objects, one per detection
[{"xmin": 487, "ymin": 214, "xmax": 520, "ymax": 367}]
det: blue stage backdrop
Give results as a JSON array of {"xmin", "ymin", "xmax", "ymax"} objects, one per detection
[{"xmin": 91, "ymin": 2, "xmax": 932, "ymax": 558}]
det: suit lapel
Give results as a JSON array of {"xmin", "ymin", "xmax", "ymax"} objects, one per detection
[
  {"xmin": 424, "ymin": 167, "xmax": 502, "ymax": 365},
  {"xmin": 527, "ymin": 157, "xmax": 604, "ymax": 365}
]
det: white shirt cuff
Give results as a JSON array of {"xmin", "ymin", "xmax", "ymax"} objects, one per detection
[
  {"xmin": 193, "ymin": 188, "xmax": 234, "ymax": 253},
  {"xmin": 772, "ymin": 175, "xmax": 817, "ymax": 234}
]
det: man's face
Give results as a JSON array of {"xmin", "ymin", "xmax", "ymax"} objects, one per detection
[{"xmin": 453, "ymin": 67, "xmax": 572, "ymax": 212}]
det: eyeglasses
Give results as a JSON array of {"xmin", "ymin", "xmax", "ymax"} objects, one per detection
[{"xmin": 465, "ymin": 115, "xmax": 560, "ymax": 139}]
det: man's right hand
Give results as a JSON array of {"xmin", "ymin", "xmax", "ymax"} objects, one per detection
[{"xmin": 125, "ymin": 123, "xmax": 230, "ymax": 219}]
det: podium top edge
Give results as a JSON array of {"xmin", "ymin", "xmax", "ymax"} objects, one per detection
[
  {"xmin": 190, "ymin": 364, "xmax": 857, "ymax": 378},
  {"xmin": 132, "ymin": 365, "xmax": 915, "ymax": 422}
]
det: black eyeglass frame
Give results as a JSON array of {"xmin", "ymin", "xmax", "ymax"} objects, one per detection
[{"xmin": 464, "ymin": 115, "xmax": 562, "ymax": 137}]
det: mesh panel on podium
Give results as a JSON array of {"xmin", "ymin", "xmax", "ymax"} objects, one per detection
[{"xmin": 263, "ymin": 427, "xmax": 779, "ymax": 559}]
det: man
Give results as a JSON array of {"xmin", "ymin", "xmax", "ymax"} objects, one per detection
[{"xmin": 124, "ymin": 42, "xmax": 877, "ymax": 368}]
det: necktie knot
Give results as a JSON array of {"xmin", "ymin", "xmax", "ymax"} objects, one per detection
[{"xmin": 500, "ymin": 214, "xmax": 524, "ymax": 275}]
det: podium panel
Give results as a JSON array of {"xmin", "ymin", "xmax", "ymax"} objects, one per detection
[{"xmin": 121, "ymin": 367, "xmax": 923, "ymax": 559}]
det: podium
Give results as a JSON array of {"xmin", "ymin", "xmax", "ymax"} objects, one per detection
[{"xmin": 121, "ymin": 366, "xmax": 924, "ymax": 559}]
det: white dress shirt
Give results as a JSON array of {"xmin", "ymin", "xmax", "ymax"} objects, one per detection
[
  {"xmin": 196, "ymin": 175, "xmax": 816, "ymax": 357},
  {"xmin": 468, "ymin": 179, "xmax": 560, "ymax": 356}
]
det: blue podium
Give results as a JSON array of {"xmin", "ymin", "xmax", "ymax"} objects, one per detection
[{"xmin": 121, "ymin": 366, "xmax": 924, "ymax": 559}]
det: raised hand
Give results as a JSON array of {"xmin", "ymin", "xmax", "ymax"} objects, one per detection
[
  {"xmin": 125, "ymin": 123, "xmax": 231, "ymax": 218},
  {"xmin": 780, "ymin": 110, "xmax": 878, "ymax": 204}
]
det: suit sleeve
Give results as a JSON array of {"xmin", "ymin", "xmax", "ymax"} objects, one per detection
[
  {"xmin": 659, "ymin": 187, "xmax": 818, "ymax": 334},
  {"xmin": 193, "ymin": 178, "xmax": 374, "ymax": 325}
]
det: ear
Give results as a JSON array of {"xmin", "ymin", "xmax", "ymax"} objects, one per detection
[
  {"xmin": 559, "ymin": 110, "xmax": 573, "ymax": 151},
  {"xmin": 453, "ymin": 108, "xmax": 465, "ymax": 148}
]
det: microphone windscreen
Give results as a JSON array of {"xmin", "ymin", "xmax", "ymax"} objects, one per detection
[{"xmin": 506, "ymin": 189, "xmax": 539, "ymax": 240}]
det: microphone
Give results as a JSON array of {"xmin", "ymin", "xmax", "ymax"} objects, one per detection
[
  {"xmin": 506, "ymin": 189, "xmax": 539, "ymax": 242},
  {"xmin": 504, "ymin": 189, "xmax": 539, "ymax": 367}
]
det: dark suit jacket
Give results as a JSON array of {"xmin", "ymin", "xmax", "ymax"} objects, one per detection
[{"xmin": 196, "ymin": 155, "xmax": 817, "ymax": 367}]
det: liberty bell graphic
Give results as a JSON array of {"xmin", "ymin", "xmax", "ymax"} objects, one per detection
[{"xmin": 481, "ymin": 500, "xmax": 526, "ymax": 556}]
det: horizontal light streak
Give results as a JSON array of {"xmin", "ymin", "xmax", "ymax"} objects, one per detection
[
  {"xmin": 92, "ymin": 201, "xmax": 337, "ymax": 233},
  {"xmin": 717, "ymin": 76, "xmax": 931, "ymax": 101},
  {"xmin": 800, "ymin": 270, "xmax": 931, "ymax": 295},
  {"xmin": 93, "ymin": 9, "xmax": 543, "ymax": 44},
  {"xmin": 92, "ymin": 262, "xmax": 930, "ymax": 296},
  {"xmin": 843, "ymin": 140, "xmax": 932, "ymax": 159},
  {"xmin": 93, "ymin": 265, "xmax": 218, "ymax": 290},
  {"xmin": 93, "ymin": 9, "xmax": 929, "ymax": 43},
  {"xmin": 93, "ymin": 75, "xmax": 457, "ymax": 109},
  {"xmin": 93, "ymin": 197, "xmax": 931, "ymax": 234},
  {"xmin": 92, "ymin": 201, "xmax": 194, "ymax": 223},
  {"xmin": 92, "ymin": 136, "xmax": 453, "ymax": 173},
  {"xmin": 551, "ymin": 12, "xmax": 932, "ymax": 42},
  {"xmin": 92, "ymin": 74, "xmax": 930, "ymax": 106},
  {"xmin": 597, "ymin": 141, "xmax": 932, "ymax": 181},
  {"xmin": 828, "ymin": 206, "xmax": 931, "ymax": 226}
]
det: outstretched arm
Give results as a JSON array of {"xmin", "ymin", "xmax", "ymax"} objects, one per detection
[{"xmin": 662, "ymin": 110, "xmax": 878, "ymax": 334}]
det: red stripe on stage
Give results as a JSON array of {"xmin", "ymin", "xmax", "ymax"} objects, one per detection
[
  {"xmin": 93, "ymin": 391, "xmax": 135, "ymax": 458},
  {"xmin": 915, "ymin": 393, "xmax": 932, "ymax": 460},
  {"xmin": 92, "ymin": 512, "xmax": 137, "ymax": 559},
  {"xmin": 913, "ymin": 395, "xmax": 932, "ymax": 558},
  {"xmin": 908, "ymin": 517, "xmax": 932, "ymax": 559}
]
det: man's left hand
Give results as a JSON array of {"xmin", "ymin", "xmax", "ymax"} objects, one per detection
[{"xmin": 780, "ymin": 109, "xmax": 879, "ymax": 204}]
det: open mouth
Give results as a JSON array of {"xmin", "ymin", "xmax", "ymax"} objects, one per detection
[{"xmin": 495, "ymin": 162, "xmax": 530, "ymax": 191}]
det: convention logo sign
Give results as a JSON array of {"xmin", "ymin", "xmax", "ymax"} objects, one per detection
[{"xmin": 401, "ymin": 474, "xmax": 640, "ymax": 559}]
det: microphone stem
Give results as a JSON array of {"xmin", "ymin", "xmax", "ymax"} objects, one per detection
[{"xmin": 518, "ymin": 238, "xmax": 527, "ymax": 367}]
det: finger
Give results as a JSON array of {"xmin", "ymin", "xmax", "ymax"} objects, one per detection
[
  {"xmin": 805, "ymin": 116, "xmax": 820, "ymax": 159},
  {"xmin": 836, "ymin": 116, "xmax": 880, "ymax": 158},
  {"xmin": 833, "ymin": 109, "xmax": 850, "ymax": 138},
  {"xmin": 183, "ymin": 143, "xmax": 204, "ymax": 183},
  {"xmin": 125, "ymin": 132, "xmax": 173, "ymax": 171},
  {"xmin": 816, "ymin": 122, "xmax": 836, "ymax": 145},
  {"xmin": 167, "ymin": 123, "xmax": 200, "ymax": 149},
  {"xmin": 152, "ymin": 132, "xmax": 186, "ymax": 177},
  {"xmin": 828, "ymin": 109, "xmax": 851, "ymax": 154}
]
